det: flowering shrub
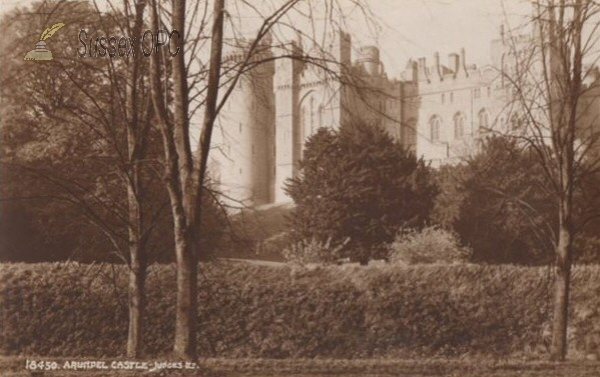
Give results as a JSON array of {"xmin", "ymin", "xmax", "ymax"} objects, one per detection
[
  {"xmin": 282, "ymin": 237, "xmax": 349, "ymax": 265},
  {"xmin": 388, "ymin": 226, "xmax": 472, "ymax": 264}
]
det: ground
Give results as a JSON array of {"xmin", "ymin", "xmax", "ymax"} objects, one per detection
[{"xmin": 1, "ymin": 357, "xmax": 599, "ymax": 377}]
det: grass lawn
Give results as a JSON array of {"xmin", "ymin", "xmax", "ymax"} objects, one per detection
[{"xmin": 1, "ymin": 357, "xmax": 599, "ymax": 377}]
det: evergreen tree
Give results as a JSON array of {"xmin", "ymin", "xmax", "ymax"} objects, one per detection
[
  {"xmin": 285, "ymin": 121, "xmax": 437, "ymax": 264},
  {"xmin": 434, "ymin": 136, "xmax": 556, "ymax": 264}
]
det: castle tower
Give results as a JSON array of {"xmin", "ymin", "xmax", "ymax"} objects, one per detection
[
  {"xmin": 214, "ymin": 39, "xmax": 275, "ymax": 206},
  {"xmin": 331, "ymin": 31, "xmax": 353, "ymax": 128},
  {"xmin": 272, "ymin": 30, "xmax": 353, "ymax": 203},
  {"xmin": 273, "ymin": 38, "xmax": 303, "ymax": 203},
  {"xmin": 356, "ymin": 46, "xmax": 381, "ymax": 76}
]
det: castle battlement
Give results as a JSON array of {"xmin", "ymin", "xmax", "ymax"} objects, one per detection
[{"xmin": 210, "ymin": 23, "xmax": 600, "ymax": 206}]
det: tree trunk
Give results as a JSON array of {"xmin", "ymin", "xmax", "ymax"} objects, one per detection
[
  {"xmin": 551, "ymin": 147, "xmax": 575, "ymax": 362},
  {"xmin": 168, "ymin": 0, "xmax": 199, "ymax": 360},
  {"xmin": 172, "ymin": 211, "xmax": 197, "ymax": 359},
  {"xmin": 550, "ymin": 209, "xmax": 573, "ymax": 361},
  {"xmin": 125, "ymin": 0, "xmax": 147, "ymax": 358},
  {"xmin": 127, "ymin": 240, "xmax": 146, "ymax": 357}
]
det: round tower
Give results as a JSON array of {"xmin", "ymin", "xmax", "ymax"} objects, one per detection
[
  {"xmin": 356, "ymin": 46, "xmax": 381, "ymax": 76},
  {"xmin": 217, "ymin": 40, "xmax": 275, "ymax": 205}
]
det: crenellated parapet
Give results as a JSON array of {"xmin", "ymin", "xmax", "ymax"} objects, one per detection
[
  {"xmin": 222, "ymin": 37, "xmax": 275, "ymax": 79},
  {"xmin": 409, "ymin": 47, "xmax": 481, "ymax": 87}
]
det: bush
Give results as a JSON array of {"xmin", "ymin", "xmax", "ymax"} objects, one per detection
[
  {"xmin": 388, "ymin": 226, "xmax": 472, "ymax": 265},
  {"xmin": 282, "ymin": 237, "xmax": 349, "ymax": 265},
  {"xmin": 285, "ymin": 122, "xmax": 437, "ymax": 264},
  {"xmin": 433, "ymin": 137, "xmax": 556, "ymax": 264},
  {"xmin": 1, "ymin": 262, "xmax": 600, "ymax": 359}
]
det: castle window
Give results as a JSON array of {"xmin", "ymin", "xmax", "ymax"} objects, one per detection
[
  {"xmin": 510, "ymin": 113, "xmax": 522, "ymax": 130},
  {"xmin": 454, "ymin": 113, "xmax": 465, "ymax": 139},
  {"xmin": 487, "ymin": 86, "xmax": 492, "ymax": 97},
  {"xmin": 310, "ymin": 97, "xmax": 315, "ymax": 133},
  {"xmin": 478, "ymin": 109, "xmax": 489, "ymax": 131},
  {"xmin": 429, "ymin": 116, "xmax": 441, "ymax": 142},
  {"xmin": 441, "ymin": 93, "xmax": 445, "ymax": 104},
  {"xmin": 301, "ymin": 106, "xmax": 307, "ymax": 148},
  {"xmin": 405, "ymin": 118, "xmax": 417, "ymax": 146},
  {"xmin": 239, "ymin": 168, "xmax": 242, "ymax": 175},
  {"xmin": 450, "ymin": 92, "xmax": 454, "ymax": 103},
  {"xmin": 239, "ymin": 123, "xmax": 242, "ymax": 133},
  {"xmin": 474, "ymin": 88, "xmax": 481, "ymax": 99},
  {"xmin": 318, "ymin": 105, "xmax": 324, "ymax": 129}
]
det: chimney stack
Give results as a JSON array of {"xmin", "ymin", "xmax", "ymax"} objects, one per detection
[
  {"xmin": 460, "ymin": 47, "xmax": 468, "ymax": 77},
  {"xmin": 434, "ymin": 52, "xmax": 442, "ymax": 80},
  {"xmin": 448, "ymin": 53, "xmax": 459, "ymax": 76},
  {"xmin": 417, "ymin": 57, "xmax": 429, "ymax": 82}
]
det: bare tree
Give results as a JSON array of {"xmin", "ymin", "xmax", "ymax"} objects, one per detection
[
  {"xmin": 148, "ymin": 0, "xmax": 379, "ymax": 358},
  {"xmin": 500, "ymin": 0, "xmax": 600, "ymax": 361},
  {"xmin": 0, "ymin": 0, "xmax": 164, "ymax": 357}
]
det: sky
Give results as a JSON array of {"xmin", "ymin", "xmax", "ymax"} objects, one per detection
[
  {"xmin": 357, "ymin": 0, "xmax": 531, "ymax": 76},
  {"xmin": 0, "ymin": 0, "xmax": 533, "ymax": 77}
]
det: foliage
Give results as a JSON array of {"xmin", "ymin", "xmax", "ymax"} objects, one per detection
[
  {"xmin": 0, "ymin": 2, "xmax": 136, "ymax": 262},
  {"xmin": 282, "ymin": 237, "xmax": 349, "ymax": 265},
  {"xmin": 433, "ymin": 135, "xmax": 600, "ymax": 265},
  {"xmin": 388, "ymin": 226, "xmax": 472, "ymax": 265},
  {"xmin": 433, "ymin": 136, "xmax": 556, "ymax": 264},
  {"xmin": 2, "ymin": 262, "xmax": 600, "ymax": 359},
  {"xmin": 0, "ymin": 1, "xmax": 228, "ymax": 264},
  {"xmin": 285, "ymin": 122, "xmax": 438, "ymax": 264}
]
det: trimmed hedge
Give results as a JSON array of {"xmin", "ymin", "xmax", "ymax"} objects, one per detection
[{"xmin": 1, "ymin": 262, "xmax": 599, "ymax": 358}]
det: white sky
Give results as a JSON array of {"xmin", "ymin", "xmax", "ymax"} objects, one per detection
[
  {"xmin": 357, "ymin": 0, "xmax": 531, "ymax": 76},
  {"xmin": 1, "ymin": 0, "xmax": 533, "ymax": 76}
]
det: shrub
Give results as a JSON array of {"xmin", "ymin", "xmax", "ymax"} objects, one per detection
[
  {"xmin": 388, "ymin": 226, "xmax": 472, "ymax": 265},
  {"xmin": 433, "ymin": 137, "xmax": 556, "ymax": 264},
  {"xmin": 282, "ymin": 237, "xmax": 349, "ymax": 265},
  {"xmin": 1, "ymin": 262, "xmax": 600, "ymax": 359},
  {"xmin": 285, "ymin": 122, "xmax": 437, "ymax": 264}
]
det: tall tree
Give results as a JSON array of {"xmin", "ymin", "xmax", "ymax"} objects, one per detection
[
  {"xmin": 285, "ymin": 122, "xmax": 437, "ymax": 264},
  {"xmin": 0, "ymin": 0, "xmax": 162, "ymax": 357},
  {"xmin": 148, "ymin": 0, "xmax": 378, "ymax": 358},
  {"xmin": 500, "ymin": 0, "xmax": 600, "ymax": 360},
  {"xmin": 433, "ymin": 136, "xmax": 557, "ymax": 264}
]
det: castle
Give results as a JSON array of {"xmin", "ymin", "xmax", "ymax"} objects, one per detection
[{"xmin": 210, "ymin": 24, "xmax": 600, "ymax": 207}]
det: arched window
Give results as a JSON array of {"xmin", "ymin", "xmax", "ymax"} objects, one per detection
[
  {"xmin": 318, "ymin": 105, "xmax": 324, "ymax": 129},
  {"xmin": 454, "ymin": 112, "xmax": 465, "ymax": 139},
  {"xmin": 478, "ymin": 109, "xmax": 489, "ymax": 131},
  {"xmin": 510, "ymin": 113, "xmax": 522, "ymax": 130},
  {"xmin": 429, "ymin": 116, "xmax": 441, "ymax": 142},
  {"xmin": 309, "ymin": 96, "xmax": 315, "ymax": 133},
  {"xmin": 405, "ymin": 118, "xmax": 417, "ymax": 152}
]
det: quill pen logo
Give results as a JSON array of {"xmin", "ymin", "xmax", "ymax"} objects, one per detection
[{"xmin": 23, "ymin": 23, "xmax": 65, "ymax": 61}]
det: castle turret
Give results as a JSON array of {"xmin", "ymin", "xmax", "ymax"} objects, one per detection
[
  {"xmin": 273, "ymin": 38, "xmax": 303, "ymax": 203},
  {"xmin": 215, "ymin": 39, "xmax": 275, "ymax": 205},
  {"xmin": 356, "ymin": 46, "xmax": 381, "ymax": 76},
  {"xmin": 417, "ymin": 57, "xmax": 430, "ymax": 83},
  {"xmin": 433, "ymin": 51, "xmax": 443, "ymax": 81}
]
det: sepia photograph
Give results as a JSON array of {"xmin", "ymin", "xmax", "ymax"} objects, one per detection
[{"xmin": 0, "ymin": 0, "xmax": 599, "ymax": 376}]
